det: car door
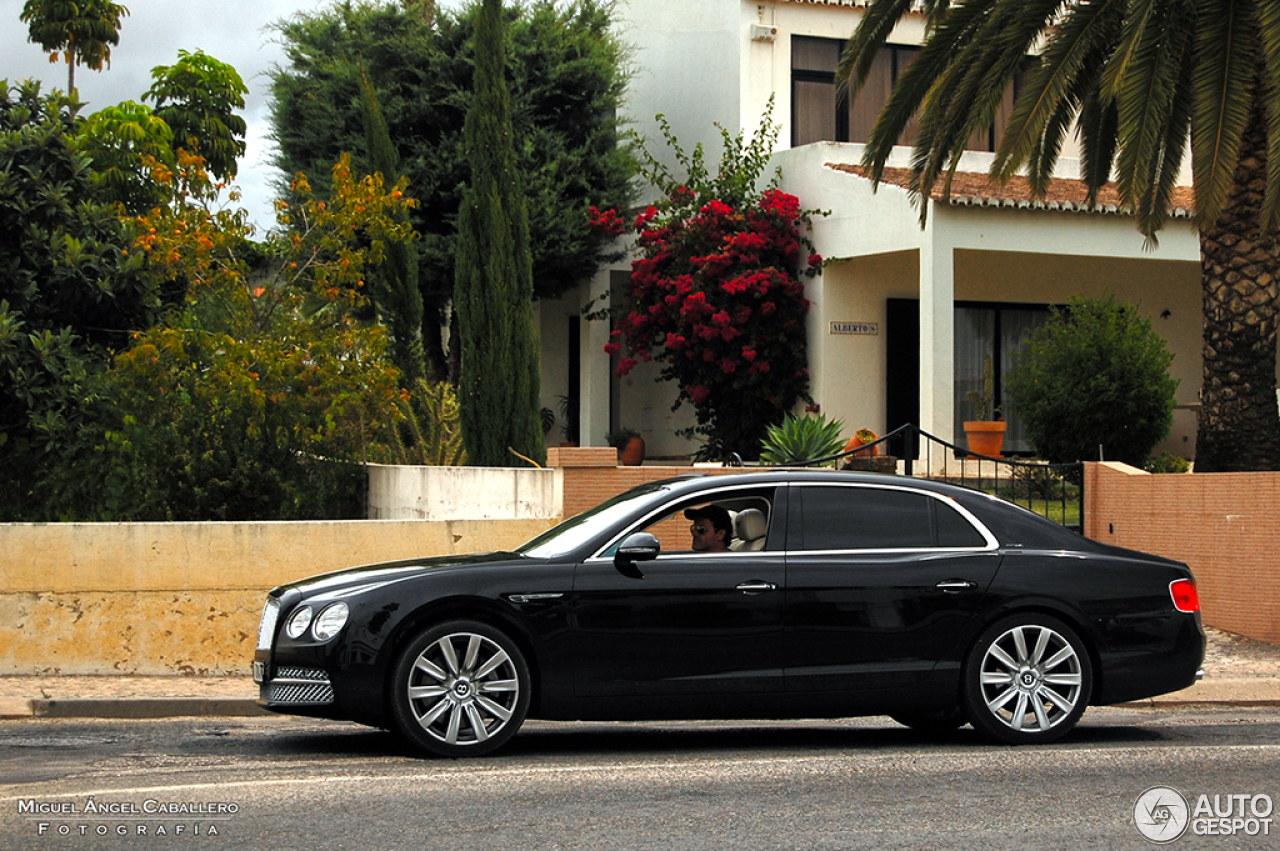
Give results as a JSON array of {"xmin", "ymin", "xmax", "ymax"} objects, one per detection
[
  {"xmin": 571, "ymin": 486, "xmax": 787, "ymax": 697},
  {"xmin": 784, "ymin": 482, "xmax": 1002, "ymax": 692}
]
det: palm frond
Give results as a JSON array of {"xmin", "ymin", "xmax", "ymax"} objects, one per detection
[
  {"xmin": 994, "ymin": 0, "xmax": 1126, "ymax": 186},
  {"xmin": 1190, "ymin": 0, "xmax": 1258, "ymax": 230},
  {"xmin": 1110, "ymin": 0, "xmax": 1194, "ymax": 226},
  {"xmin": 837, "ymin": 0, "xmax": 922, "ymax": 102},
  {"xmin": 1135, "ymin": 55, "xmax": 1194, "ymax": 242},
  {"xmin": 1075, "ymin": 84, "xmax": 1120, "ymax": 202},
  {"xmin": 857, "ymin": 0, "xmax": 998, "ymax": 182},
  {"xmin": 1251, "ymin": 0, "xmax": 1280, "ymax": 232}
]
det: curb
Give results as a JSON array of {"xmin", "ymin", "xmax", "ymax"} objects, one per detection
[{"xmin": 2, "ymin": 699, "xmax": 268, "ymax": 720}]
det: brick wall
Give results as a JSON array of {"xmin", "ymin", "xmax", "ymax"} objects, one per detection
[{"xmin": 1086, "ymin": 462, "xmax": 1278, "ymax": 643}]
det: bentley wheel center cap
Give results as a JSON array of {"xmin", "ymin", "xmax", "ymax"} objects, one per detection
[{"xmin": 453, "ymin": 679, "xmax": 473, "ymax": 700}]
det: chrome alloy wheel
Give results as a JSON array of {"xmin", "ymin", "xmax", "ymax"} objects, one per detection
[
  {"xmin": 977, "ymin": 622, "xmax": 1084, "ymax": 735},
  {"xmin": 404, "ymin": 630, "xmax": 522, "ymax": 748}
]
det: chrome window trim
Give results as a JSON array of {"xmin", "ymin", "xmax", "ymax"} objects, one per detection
[
  {"xmin": 583, "ymin": 480, "xmax": 999, "ymax": 563},
  {"xmin": 788, "ymin": 481, "xmax": 1000, "ymax": 552}
]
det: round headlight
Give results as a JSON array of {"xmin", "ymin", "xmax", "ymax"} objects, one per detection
[
  {"xmin": 312, "ymin": 602, "xmax": 350, "ymax": 641},
  {"xmin": 285, "ymin": 606, "xmax": 313, "ymax": 639}
]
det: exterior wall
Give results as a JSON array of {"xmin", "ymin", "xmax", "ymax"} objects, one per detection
[
  {"xmin": 1085, "ymin": 463, "xmax": 1280, "ymax": 644},
  {"xmin": 367, "ymin": 464, "xmax": 562, "ymax": 520},
  {"xmin": 0, "ymin": 518, "xmax": 554, "ymax": 675}
]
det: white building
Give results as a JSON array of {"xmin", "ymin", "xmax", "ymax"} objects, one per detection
[{"xmin": 537, "ymin": 0, "xmax": 1202, "ymax": 461}]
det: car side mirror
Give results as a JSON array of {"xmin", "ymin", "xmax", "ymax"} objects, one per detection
[{"xmin": 614, "ymin": 532, "xmax": 659, "ymax": 579}]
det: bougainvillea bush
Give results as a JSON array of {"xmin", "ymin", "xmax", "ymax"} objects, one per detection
[{"xmin": 596, "ymin": 102, "xmax": 821, "ymax": 460}]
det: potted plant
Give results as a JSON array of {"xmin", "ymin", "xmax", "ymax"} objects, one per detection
[
  {"xmin": 606, "ymin": 427, "xmax": 646, "ymax": 466},
  {"xmin": 964, "ymin": 356, "xmax": 1006, "ymax": 457},
  {"xmin": 843, "ymin": 428, "xmax": 879, "ymax": 457}
]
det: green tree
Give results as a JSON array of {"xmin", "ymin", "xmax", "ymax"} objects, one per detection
[
  {"xmin": 269, "ymin": 0, "xmax": 633, "ymax": 382},
  {"xmin": 20, "ymin": 0, "xmax": 129, "ymax": 93},
  {"xmin": 454, "ymin": 0, "xmax": 543, "ymax": 467},
  {"xmin": 356, "ymin": 64, "xmax": 426, "ymax": 384},
  {"xmin": 0, "ymin": 80, "xmax": 155, "ymax": 519},
  {"xmin": 143, "ymin": 49, "xmax": 248, "ymax": 181},
  {"xmin": 840, "ymin": 0, "xmax": 1280, "ymax": 472},
  {"xmin": 79, "ymin": 99, "xmax": 174, "ymax": 213},
  {"xmin": 1005, "ymin": 296, "xmax": 1178, "ymax": 467},
  {"xmin": 39, "ymin": 152, "xmax": 414, "ymax": 520}
]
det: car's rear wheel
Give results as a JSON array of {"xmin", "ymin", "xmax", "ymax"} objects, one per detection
[
  {"xmin": 962, "ymin": 613, "xmax": 1092, "ymax": 745},
  {"xmin": 389, "ymin": 620, "xmax": 530, "ymax": 757}
]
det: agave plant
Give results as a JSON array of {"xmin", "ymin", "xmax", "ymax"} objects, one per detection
[{"xmin": 759, "ymin": 413, "xmax": 846, "ymax": 466}]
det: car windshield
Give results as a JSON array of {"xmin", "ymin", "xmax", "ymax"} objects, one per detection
[{"xmin": 516, "ymin": 482, "xmax": 676, "ymax": 559}]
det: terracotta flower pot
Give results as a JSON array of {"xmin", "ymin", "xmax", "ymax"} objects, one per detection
[
  {"xmin": 843, "ymin": 432, "xmax": 878, "ymax": 457},
  {"xmin": 964, "ymin": 421, "xmax": 1007, "ymax": 458},
  {"xmin": 619, "ymin": 435, "xmax": 646, "ymax": 466}
]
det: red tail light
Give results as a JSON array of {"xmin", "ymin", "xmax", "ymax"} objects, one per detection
[{"xmin": 1170, "ymin": 578, "xmax": 1200, "ymax": 613}]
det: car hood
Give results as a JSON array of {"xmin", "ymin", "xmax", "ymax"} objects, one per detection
[{"xmin": 273, "ymin": 551, "xmax": 525, "ymax": 600}]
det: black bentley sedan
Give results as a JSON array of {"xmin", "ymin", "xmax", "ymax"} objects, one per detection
[{"xmin": 253, "ymin": 471, "xmax": 1204, "ymax": 757}]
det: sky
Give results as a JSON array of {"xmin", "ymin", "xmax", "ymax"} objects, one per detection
[{"xmin": 2, "ymin": 0, "xmax": 465, "ymax": 232}]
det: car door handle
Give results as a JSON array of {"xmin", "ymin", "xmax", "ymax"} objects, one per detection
[
  {"xmin": 936, "ymin": 579, "xmax": 977, "ymax": 593},
  {"xmin": 736, "ymin": 581, "xmax": 778, "ymax": 594}
]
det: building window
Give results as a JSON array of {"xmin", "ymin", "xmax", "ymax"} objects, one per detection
[
  {"xmin": 791, "ymin": 35, "xmax": 1021, "ymax": 152},
  {"xmin": 954, "ymin": 303, "xmax": 1052, "ymax": 454}
]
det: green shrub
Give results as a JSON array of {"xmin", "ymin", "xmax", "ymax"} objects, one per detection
[
  {"xmin": 760, "ymin": 413, "xmax": 845, "ymax": 465},
  {"xmin": 1146, "ymin": 452, "xmax": 1191, "ymax": 474},
  {"xmin": 1005, "ymin": 296, "xmax": 1178, "ymax": 466}
]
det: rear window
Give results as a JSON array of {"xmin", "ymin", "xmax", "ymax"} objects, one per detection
[{"xmin": 797, "ymin": 486, "xmax": 986, "ymax": 550}]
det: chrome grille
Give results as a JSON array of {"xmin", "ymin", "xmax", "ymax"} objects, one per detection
[
  {"xmin": 257, "ymin": 598, "xmax": 281, "ymax": 650},
  {"xmin": 263, "ymin": 667, "xmax": 334, "ymax": 705}
]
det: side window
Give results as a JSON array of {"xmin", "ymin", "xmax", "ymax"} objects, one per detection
[
  {"xmin": 935, "ymin": 500, "xmax": 988, "ymax": 547},
  {"xmin": 797, "ymin": 486, "xmax": 983, "ymax": 550},
  {"xmin": 598, "ymin": 490, "xmax": 776, "ymax": 557}
]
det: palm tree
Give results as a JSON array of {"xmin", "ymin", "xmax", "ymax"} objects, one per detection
[
  {"xmin": 21, "ymin": 0, "xmax": 130, "ymax": 94},
  {"xmin": 840, "ymin": 0, "xmax": 1280, "ymax": 472}
]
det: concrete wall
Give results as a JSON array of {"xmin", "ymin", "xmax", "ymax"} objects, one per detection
[
  {"xmin": 0, "ymin": 518, "xmax": 554, "ymax": 675},
  {"xmin": 1085, "ymin": 462, "xmax": 1280, "ymax": 644},
  {"xmin": 366, "ymin": 464, "xmax": 562, "ymax": 520}
]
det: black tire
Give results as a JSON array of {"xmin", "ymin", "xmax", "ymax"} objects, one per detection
[
  {"xmin": 962, "ymin": 613, "xmax": 1092, "ymax": 745},
  {"xmin": 389, "ymin": 620, "xmax": 531, "ymax": 758},
  {"xmin": 889, "ymin": 708, "xmax": 967, "ymax": 733}
]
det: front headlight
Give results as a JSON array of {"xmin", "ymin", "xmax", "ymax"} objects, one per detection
[
  {"xmin": 312, "ymin": 602, "xmax": 350, "ymax": 641},
  {"xmin": 285, "ymin": 606, "xmax": 313, "ymax": 639}
]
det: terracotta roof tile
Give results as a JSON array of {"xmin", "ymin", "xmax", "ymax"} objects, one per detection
[{"xmin": 827, "ymin": 163, "xmax": 1195, "ymax": 218}]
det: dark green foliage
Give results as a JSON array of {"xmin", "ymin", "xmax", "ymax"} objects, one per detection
[
  {"xmin": 356, "ymin": 65, "xmax": 426, "ymax": 384},
  {"xmin": 454, "ymin": 0, "xmax": 544, "ymax": 468},
  {"xmin": 0, "ymin": 80, "xmax": 156, "ymax": 519},
  {"xmin": 21, "ymin": 0, "xmax": 129, "ymax": 93},
  {"xmin": 1005, "ymin": 297, "xmax": 1178, "ymax": 467},
  {"xmin": 759, "ymin": 413, "xmax": 845, "ymax": 466},
  {"xmin": 269, "ymin": 0, "xmax": 633, "ymax": 380},
  {"xmin": 143, "ymin": 50, "xmax": 248, "ymax": 181}
]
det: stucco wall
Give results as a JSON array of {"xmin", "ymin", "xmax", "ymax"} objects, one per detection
[
  {"xmin": 366, "ymin": 464, "xmax": 562, "ymax": 520},
  {"xmin": 1085, "ymin": 462, "xmax": 1280, "ymax": 644},
  {"xmin": 0, "ymin": 518, "xmax": 555, "ymax": 675}
]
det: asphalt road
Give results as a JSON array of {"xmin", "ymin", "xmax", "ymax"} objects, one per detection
[{"xmin": 2, "ymin": 707, "xmax": 1279, "ymax": 850}]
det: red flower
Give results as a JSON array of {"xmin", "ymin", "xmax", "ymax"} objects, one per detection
[
  {"xmin": 808, "ymin": 253, "xmax": 823, "ymax": 268},
  {"xmin": 603, "ymin": 342, "xmax": 621, "ymax": 355},
  {"xmin": 689, "ymin": 385, "xmax": 711, "ymax": 404}
]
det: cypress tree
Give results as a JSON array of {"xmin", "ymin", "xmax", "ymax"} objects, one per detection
[
  {"xmin": 356, "ymin": 65, "xmax": 426, "ymax": 385},
  {"xmin": 453, "ymin": 0, "xmax": 544, "ymax": 467}
]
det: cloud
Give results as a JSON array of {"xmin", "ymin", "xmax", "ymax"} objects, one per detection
[{"xmin": 3, "ymin": 0, "xmax": 465, "ymax": 232}]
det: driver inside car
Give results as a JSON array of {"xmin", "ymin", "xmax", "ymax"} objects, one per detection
[{"xmin": 685, "ymin": 505, "xmax": 733, "ymax": 552}]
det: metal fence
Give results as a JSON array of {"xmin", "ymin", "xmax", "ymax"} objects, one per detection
[{"xmin": 770, "ymin": 423, "xmax": 1085, "ymax": 533}]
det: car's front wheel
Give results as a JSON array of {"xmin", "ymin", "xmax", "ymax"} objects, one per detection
[
  {"xmin": 962, "ymin": 613, "xmax": 1092, "ymax": 745},
  {"xmin": 389, "ymin": 620, "xmax": 531, "ymax": 757}
]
